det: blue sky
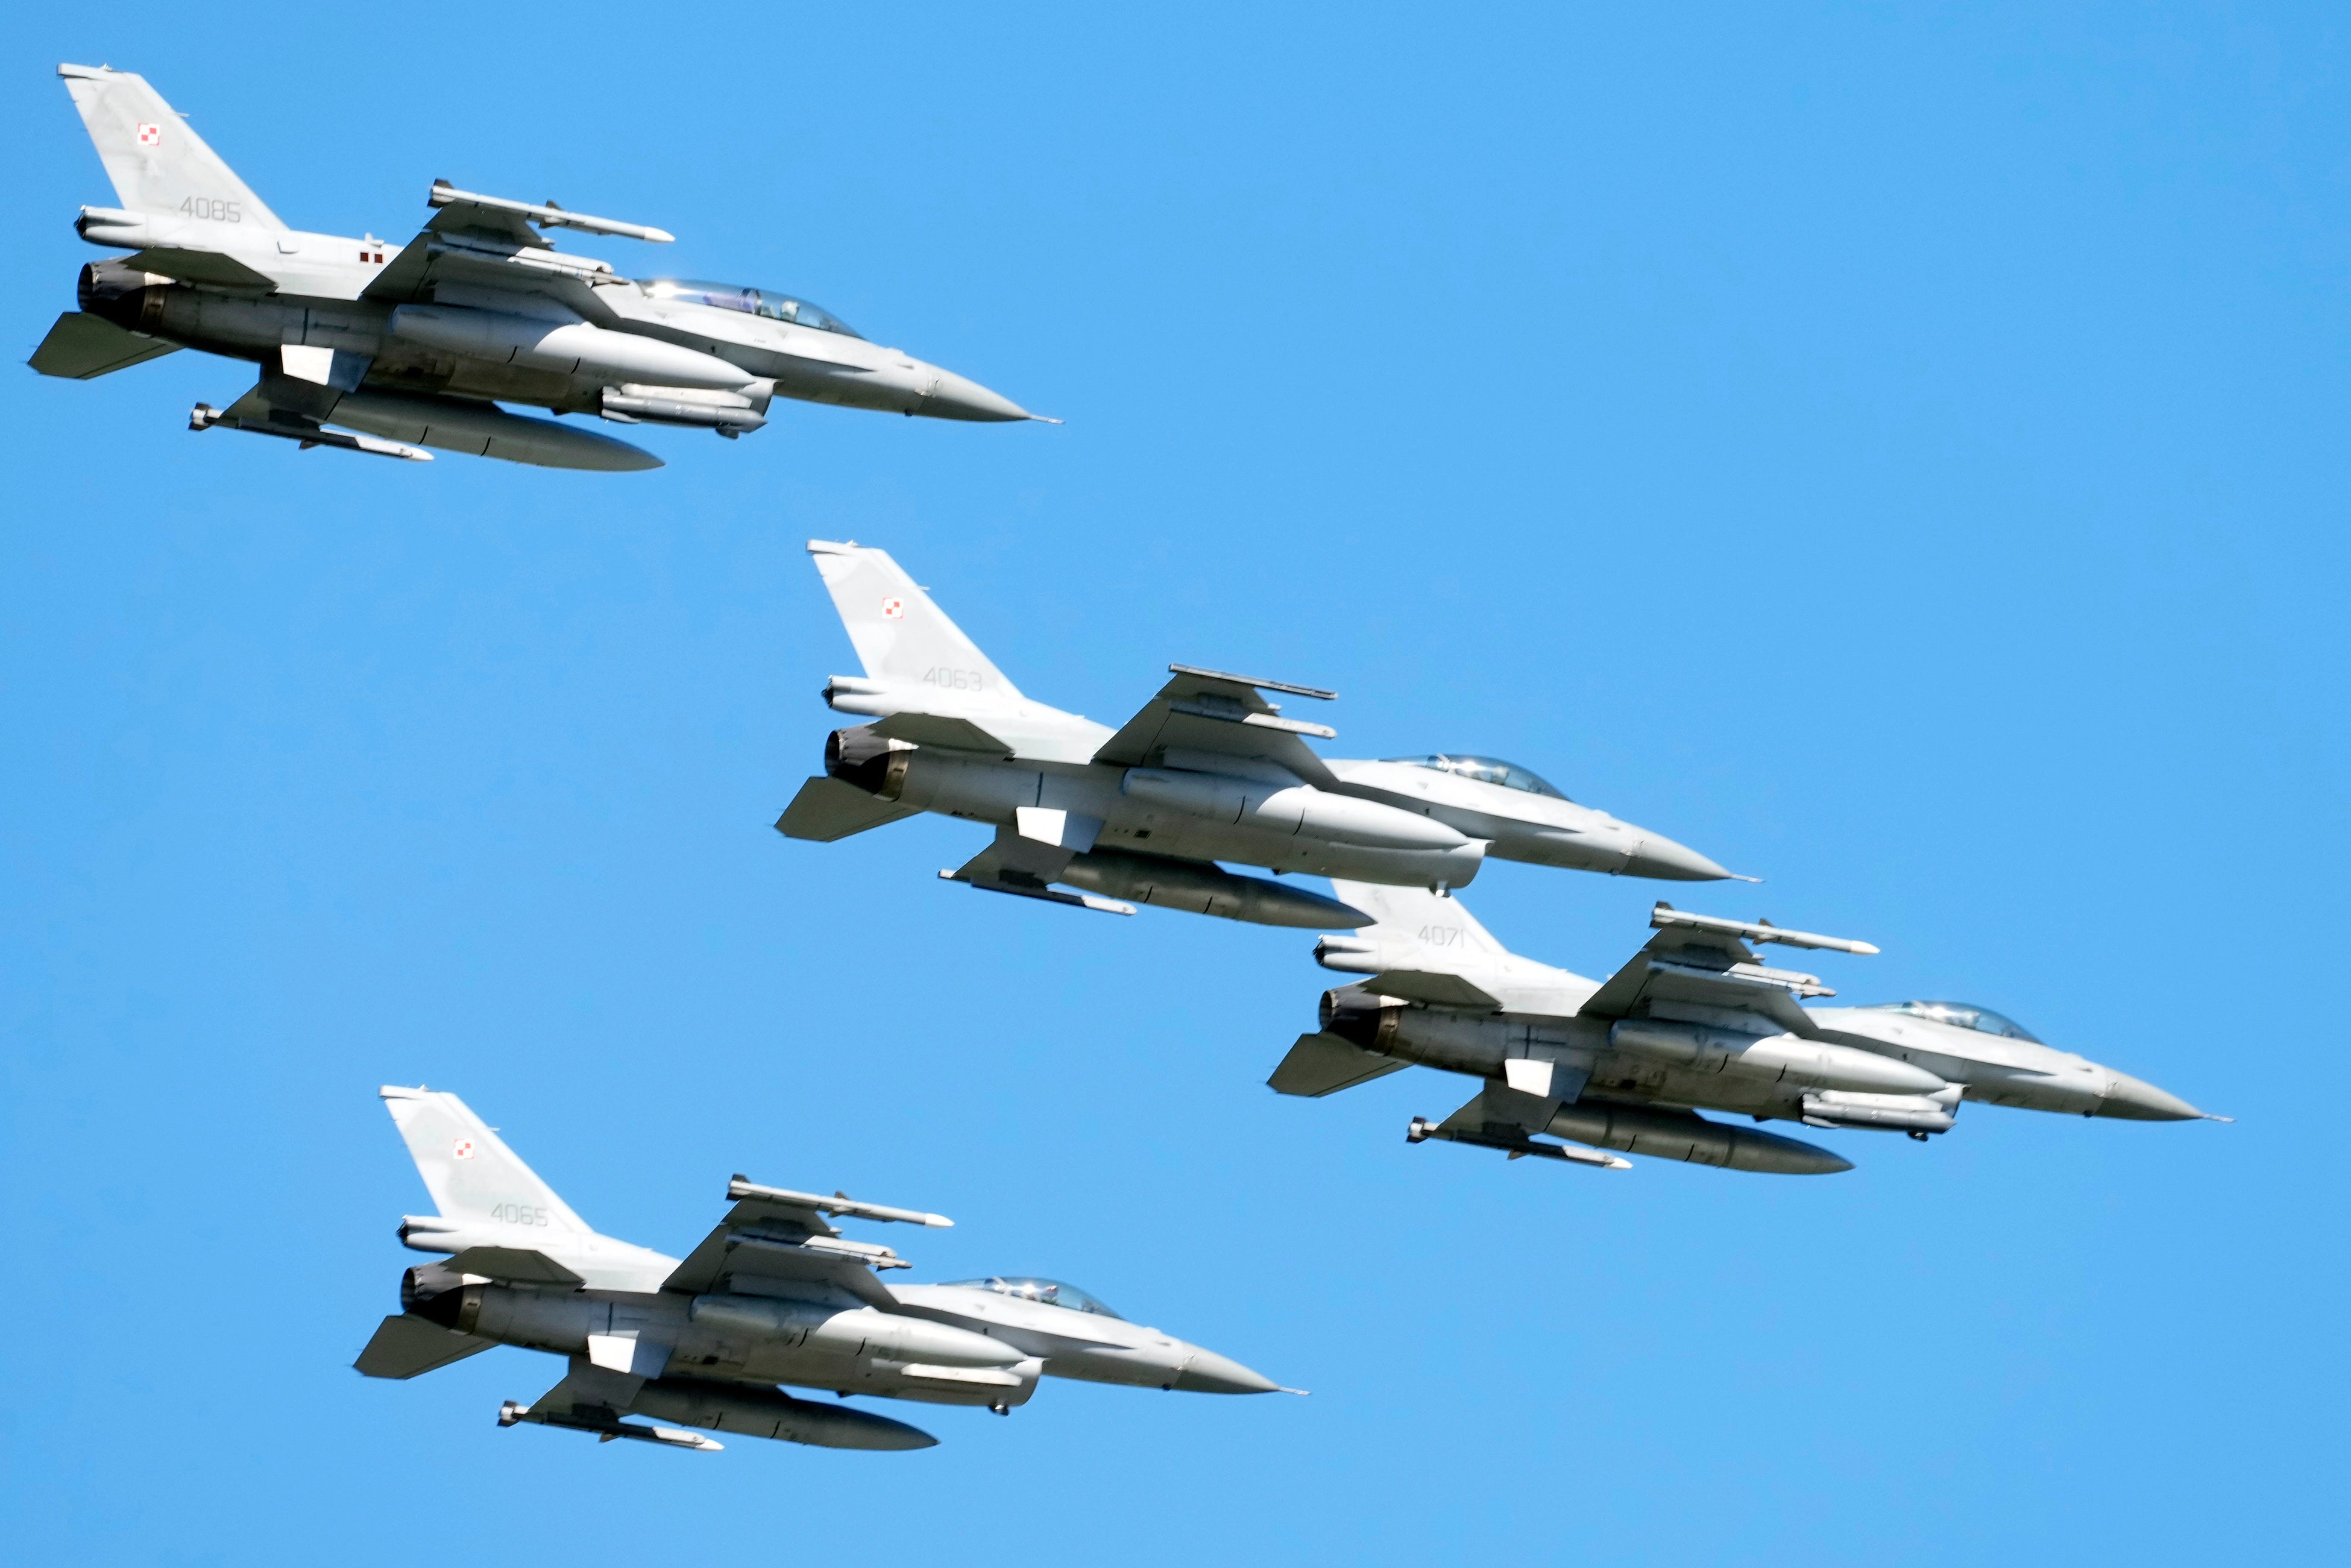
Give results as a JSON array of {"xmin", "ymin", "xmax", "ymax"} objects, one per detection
[{"xmin": 2, "ymin": 5, "xmax": 2343, "ymax": 1563}]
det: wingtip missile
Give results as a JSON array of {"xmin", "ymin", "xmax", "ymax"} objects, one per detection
[
  {"xmin": 1166, "ymin": 663, "xmax": 1338, "ymax": 702},
  {"xmin": 728, "ymin": 1175, "xmax": 954, "ymax": 1228},
  {"xmin": 1651, "ymin": 902, "xmax": 1878, "ymax": 955},
  {"xmin": 427, "ymin": 180, "xmax": 675, "ymax": 242}
]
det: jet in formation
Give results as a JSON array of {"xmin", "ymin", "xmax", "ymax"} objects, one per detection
[
  {"xmin": 355, "ymin": 1087, "xmax": 1291, "ymax": 1453},
  {"xmin": 1270, "ymin": 883, "xmax": 2224, "ymax": 1174},
  {"xmin": 778, "ymin": 541, "xmax": 1736, "ymax": 927},
  {"xmin": 34, "ymin": 65, "xmax": 1046, "ymax": 471}
]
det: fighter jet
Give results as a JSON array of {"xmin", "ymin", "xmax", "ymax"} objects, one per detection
[
  {"xmin": 354, "ymin": 1087, "xmax": 1291, "ymax": 1453},
  {"xmin": 33, "ymin": 66, "xmax": 1045, "ymax": 470},
  {"xmin": 1269, "ymin": 883, "xmax": 2225, "ymax": 1174},
  {"xmin": 776, "ymin": 541, "xmax": 1734, "ymax": 928}
]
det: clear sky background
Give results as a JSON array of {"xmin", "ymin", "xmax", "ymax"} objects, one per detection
[{"xmin": 3, "ymin": 5, "xmax": 2343, "ymax": 1563}]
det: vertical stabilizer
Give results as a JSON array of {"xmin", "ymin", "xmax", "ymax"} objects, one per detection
[
  {"xmin": 1329, "ymin": 881, "xmax": 1512, "ymax": 957},
  {"xmin": 57, "ymin": 64, "xmax": 286, "ymax": 230},
  {"xmin": 379, "ymin": 1086, "xmax": 590, "ymax": 1235},
  {"xmin": 806, "ymin": 541, "xmax": 1022, "ymax": 701}
]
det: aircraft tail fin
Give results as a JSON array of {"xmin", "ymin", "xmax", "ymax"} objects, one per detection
[
  {"xmin": 1327, "ymin": 880, "xmax": 1512, "ymax": 959},
  {"xmin": 379, "ymin": 1086, "xmax": 591, "ymax": 1235},
  {"xmin": 58, "ymin": 64, "xmax": 286, "ymax": 230},
  {"xmin": 807, "ymin": 541, "xmax": 1022, "ymax": 702}
]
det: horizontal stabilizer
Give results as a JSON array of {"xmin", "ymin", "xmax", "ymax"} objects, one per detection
[
  {"xmin": 441, "ymin": 1245, "xmax": 585, "ymax": 1285},
  {"xmin": 29, "ymin": 312, "xmax": 178, "ymax": 379},
  {"xmin": 353, "ymin": 1314, "xmax": 498, "ymax": 1379},
  {"xmin": 1362, "ymin": 969, "xmax": 1502, "ymax": 1009},
  {"xmin": 1268, "ymin": 1032, "xmax": 1409, "ymax": 1098},
  {"xmin": 120, "ymin": 247, "xmax": 276, "ymax": 290},
  {"xmin": 775, "ymin": 776, "xmax": 918, "ymax": 842},
  {"xmin": 869, "ymin": 712, "xmax": 1013, "ymax": 754}
]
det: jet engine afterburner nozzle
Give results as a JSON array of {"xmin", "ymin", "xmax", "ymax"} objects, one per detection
[
  {"xmin": 77, "ymin": 260, "xmax": 170, "ymax": 333},
  {"xmin": 403, "ymin": 1270, "xmax": 483, "ymax": 1333},
  {"xmin": 1319, "ymin": 987, "xmax": 1400, "ymax": 1052},
  {"xmin": 398, "ymin": 1262, "xmax": 465, "ymax": 1314},
  {"xmin": 825, "ymin": 725, "xmax": 914, "ymax": 798}
]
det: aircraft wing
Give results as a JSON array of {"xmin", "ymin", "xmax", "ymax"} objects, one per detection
[
  {"xmin": 661, "ymin": 1178, "xmax": 952, "ymax": 1309},
  {"xmin": 1090, "ymin": 666, "xmax": 1339, "ymax": 786},
  {"xmin": 1268, "ymin": 1032, "xmax": 1409, "ymax": 1097},
  {"xmin": 362, "ymin": 183, "xmax": 659, "ymax": 313},
  {"xmin": 1578, "ymin": 904, "xmax": 1872, "ymax": 1033},
  {"xmin": 353, "ymin": 1314, "xmax": 499, "ymax": 1379},
  {"xmin": 28, "ymin": 312, "xmax": 179, "ymax": 379}
]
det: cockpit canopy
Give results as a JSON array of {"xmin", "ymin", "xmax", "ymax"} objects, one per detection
[
  {"xmin": 638, "ymin": 279, "xmax": 862, "ymax": 338},
  {"xmin": 1862, "ymin": 1001, "xmax": 2042, "ymax": 1043},
  {"xmin": 943, "ymin": 1276, "xmax": 1123, "ymax": 1319},
  {"xmin": 1385, "ymin": 754, "xmax": 1569, "ymax": 800}
]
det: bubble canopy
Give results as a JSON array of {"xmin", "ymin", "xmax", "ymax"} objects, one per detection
[
  {"xmin": 942, "ymin": 1277, "xmax": 1124, "ymax": 1319},
  {"xmin": 1860, "ymin": 1001, "xmax": 2043, "ymax": 1043},
  {"xmin": 1385, "ymin": 754, "xmax": 1569, "ymax": 800},
  {"xmin": 637, "ymin": 279, "xmax": 862, "ymax": 338}
]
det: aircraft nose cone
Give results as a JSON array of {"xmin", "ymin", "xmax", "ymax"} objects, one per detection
[
  {"xmin": 1623, "ymin": 831, "xmax": 1734, "ymax": 882},
  {"xmin": 2096, "ymin": 1071, "xmax": 2206, "ymax": 1121},
  {"xmin": 919, "ymin": 366, "xmax": 1035, "ymax": 422},
  {"xmin": 1171, "ymin": 1349, "xmax": 1281, "ymax": 1395}
]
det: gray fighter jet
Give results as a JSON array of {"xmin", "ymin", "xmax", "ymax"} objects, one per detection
[
  {"xmin": 776, "ymin": 541, "xmax": 1734, "ymax": 928},
  {"xmin": 354, "ymin": 1088, "xmax": 1291, "ymax": 1453},
  {"xmin": 34, "ymin": 66, "xmax": 1045, "ymax": 470},
  {"xmin": 1270, "ymin": 883, "xmax": 2225, "ymax": 1174}
]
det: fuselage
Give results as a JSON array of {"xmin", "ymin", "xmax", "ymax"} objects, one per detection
[
  {"xmin": 70, "ymin": 205, "xmax": 1031, "ymax": 429},
  {"xmin": 398, "ymin": 1223, "xmax": 1269, "ymax": 1418},
  {"xmin": 819, "ymin": 683, "xmax": 1726, "ymax": 900},
  {"xmin": 1320, "ymin": 961, "xmax": 2200, "ymax": 1133}
]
